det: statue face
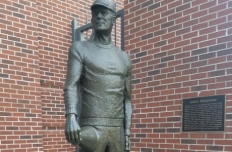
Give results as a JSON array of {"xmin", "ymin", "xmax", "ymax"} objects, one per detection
[{"xmin": 91, "ymin": 6, "xmax": 115, "ymax": 32}]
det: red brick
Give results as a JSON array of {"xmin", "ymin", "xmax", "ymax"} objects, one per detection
[
  {"xmin": 207, "ymin": 134, "xmax": 224, "ymax": 139},
  {"xmin": 218, "ymin": 21, "xmax": 232, "ymax": 30},
  {"xmin": 175, "ymin": 39, "xmax": 190, "ymax": 47},
  {"xmin": 210, "ymin": 3, "xmax": 227, "ymax": 13},
  {"xmin": 191, "ymin": 35, "xmax": 207, "ymax": 44},
  {"xmin": 142, "ymin": 11, "xmax": 153, "ymax": 19},
  {"xmin": 225, "ymin": 146, "xmax": 232, "ymax": 151},
  {"xmin": 209, "ymin": 30, "xmax": 226, "ymax": 39},
  {"xmin": 192, "ymin": 0, "xmax": 208, "ymax": 6},
  {"xmin": 154, "ymin": 4, "xmax": 167, "ymax": 14},
  {"xmin": 189, "ymin": 145, "xmax": 205, "ymax": 150},
  {"xmin": 168, "ymin": 1, "xmax": 182, "ymax": 9},
  {"xmin": 199, "ymin": 39, "xmax": 217, "ymax": 48},
  {"xmin": 200, "ymin": 0, "xmax": 217, "ymax": 10},
  {"xmin": 183, "ymin": 6, "xmax": 198, "ymax": 15},
  {"xmin": 218, "ymin": 7, "xmax": 232, "ymax": 17},
  {"xmin": 148, "ymin": 14, "xmax": 161, "ymax": 23},
  {"xmin": 176, "ymin": 15, "xmax": 190, "ymax": 24},
  {"xmin": 192, "ymin": 9, "xmax": 207, "ymax": 19},
  {"xmin": 200, "ymin": 13, "xmax": 217, "ymax": 22},
  {"xmin": 173, "ymin": 145, "xmax": 188, "ymax": 150},
  {"xmin": 200, "ymin": 90, "xmax": 216, "ymax": 96},
  {"xmin": 168, "ymin": 12, "xmax": 182, "ymax": 21}
]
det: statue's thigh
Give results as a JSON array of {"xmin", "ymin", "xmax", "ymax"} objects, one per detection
[
  {"xmin": 107, "ymin": 127, "xmax": 125, "ymax": 152},
  {"xmin": 79, "ymin": 141, "xmax": 107, "ymax": 152}
]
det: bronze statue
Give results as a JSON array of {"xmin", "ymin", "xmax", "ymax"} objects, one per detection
[{"xmin": 63, "ymin": 0, "xmax": 132, "ymax": 151}]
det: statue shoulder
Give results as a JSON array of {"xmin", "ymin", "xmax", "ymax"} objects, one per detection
[
  {"xmin": 115, "ymin": 47, "xmax": 131, "ymax": 69},
  {"xmin": 69, "ymin": 41, "xmax": 87, "ymax": 59},
  {"xmin": 115, "ymin": 47, "xmax": 130, "ymax": 58},
  {"xmin": 71, "ymin": 41, "xmax": 88, "ymax": 50},
  {"xmin": 70, "ymin": 41, "xmax": 90, "ymax": 53},
  {"xmin": 124, "ymin": 51, "xmax": 132, "ymax": 69}
]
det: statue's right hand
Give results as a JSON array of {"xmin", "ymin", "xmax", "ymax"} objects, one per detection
[{"xmin": 65, "ymin": 114, "xmax": 81, "ymax": 145}]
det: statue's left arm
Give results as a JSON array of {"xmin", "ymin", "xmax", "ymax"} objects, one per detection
[{"xmin": 124, "ymin": 53, "xmax": 132, "ymax": 151}]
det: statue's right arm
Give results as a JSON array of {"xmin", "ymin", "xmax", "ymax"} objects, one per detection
[{"xmin": 63, "ymin": 42, "xmax": 84, "ymax": 145}]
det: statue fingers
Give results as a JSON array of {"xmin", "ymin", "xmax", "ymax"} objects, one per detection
[
  {"xmin": 125, "ymin": 142, "xmax": 128, "ymax": 150},
  {"xmin": 65, "ymin": 129, "xmax": 71, "ymax": 143},
  {"xmin": 125, "ymin": 144, "xmax": 129, "ymax": 150},
  {"xmin": 125, "ymin": 136, "xmax": 130, "ymax": 151},
  {"xmin": 76, "ymin": 122, "xmax": 81, "ymax": 130},
  {"xmin": 68, "ymin": 130, "xmax": 74, "ymax": 145},
  {"xmin": 128, "ymin": 140, "xmax": 131, "ymax": 151},
  {"xmin": 74, "ymin": 129, "xmax": 80, "ymax": 145},
  {"xmin": 70, "ymin": 131, "xmax": 76, "ymax": 145}
]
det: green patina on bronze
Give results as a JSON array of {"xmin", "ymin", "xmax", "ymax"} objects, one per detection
[{"xmin": 63, "ymin": 0, "xmax": 132, "ymax": 151}]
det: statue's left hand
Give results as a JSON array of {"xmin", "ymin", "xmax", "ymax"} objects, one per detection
[
  {"xmin": 125, "ymin": 135, "xmax": 130, "ymax": 152},
  {"xmin": 65, "ymin": 114, "xmax": 80, "ymax": 145}
]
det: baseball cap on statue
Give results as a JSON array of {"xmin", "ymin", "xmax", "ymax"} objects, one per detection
[{"xmin": 91, "ymin": 0, "xmax": 116, "ymax": 15}]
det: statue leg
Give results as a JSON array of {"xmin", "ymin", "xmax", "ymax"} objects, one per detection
[{"xmin": 107, "ymin": 127, "xmax": 125, "ymax": 152}]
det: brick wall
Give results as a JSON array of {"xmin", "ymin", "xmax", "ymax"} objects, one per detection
[
  {"xmin": 0, "ymin": 0, "xmax": 42, "ymax": 151},
  {"xmin": 124, "ymin": 0, "xmax": 232, "ymax": 152},
  {"xmin": 0, "ymin": 0, "xmax": 124, "ymax": 152}
]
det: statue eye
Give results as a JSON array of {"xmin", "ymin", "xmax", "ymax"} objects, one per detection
[
  {"xmin": 92, "ymin": 9, "xmax": 108, "ymax": 17},
  {"xmin": 101, "ymin": 10, "xmax": 108, "ymax": 15},
  {"xmin": 92, "ymin": 10, "xmax": 100, "ymax": 15}
]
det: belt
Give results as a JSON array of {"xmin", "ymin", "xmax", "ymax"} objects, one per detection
[{"xmin": 80, "ymin": 118, "xmax": 124, "ymax": 127}]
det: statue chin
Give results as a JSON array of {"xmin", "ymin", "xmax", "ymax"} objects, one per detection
[{"xmin": 78, "ymin": 126, "xmax": 100, "ymax": 151}]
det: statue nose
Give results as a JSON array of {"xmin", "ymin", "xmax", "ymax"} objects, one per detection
[{"xmin": 97, "ymin": 12, "xmax": 103, "ymax": 18}]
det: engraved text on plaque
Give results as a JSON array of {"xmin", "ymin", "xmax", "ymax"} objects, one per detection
[{"xmin": 182, "ymin": 95, "xmax": 225, "ymax": 132}]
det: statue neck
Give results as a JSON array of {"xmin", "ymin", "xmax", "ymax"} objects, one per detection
[{"xmin": 92, "ymin": 30, "xmax": 112, "ymax": 45}]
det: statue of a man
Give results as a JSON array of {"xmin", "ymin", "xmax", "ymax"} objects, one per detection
[{"xmin": 63, "ymin": 0, "xmax": 132, "ymax": 151}]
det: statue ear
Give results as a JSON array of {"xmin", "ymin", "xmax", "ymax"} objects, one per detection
[
  {"xmin": 91, "ymin": 17, "xmax": 93, "ymax": 24},
  {"xmin": 112, "ymin": 17, "xmax": 116, "ymax": 25}
]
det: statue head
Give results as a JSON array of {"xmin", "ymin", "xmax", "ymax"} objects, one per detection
[
  {"xmin": 91, "ymin": 0, "xmax": 116, "ymax": 15},
  {"xmin": 90, "ymin": 0, "xmax": 116, "ymax": 32}
]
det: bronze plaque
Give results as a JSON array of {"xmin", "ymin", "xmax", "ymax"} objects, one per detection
[{"xmin": 182, "ymin": 95, "xmax": 225, "ymax": 132}]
